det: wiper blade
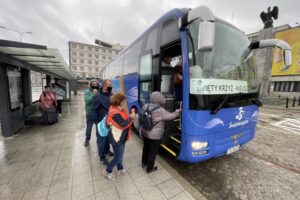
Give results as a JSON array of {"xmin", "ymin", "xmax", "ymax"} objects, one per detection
[
  {"xmin": 250, "ymin": 98, "xmax": 263, "ymax": 107},
  {"xmin": 210, "ymin": 95, "xmax": 230, "ymax": 115}
]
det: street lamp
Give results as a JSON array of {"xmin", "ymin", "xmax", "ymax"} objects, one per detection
[{"xmin": 0, "ymin": 26, "xmax": 32, "ymax": 42}]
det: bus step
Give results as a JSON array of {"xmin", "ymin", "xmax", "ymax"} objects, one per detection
[
  {"xmin": 160, "ymin": 144, "xmax": 177, "ymax": 157},
  {"xmin": 170, "ymin": 135, "xmax": 181, "ymax": 144}
]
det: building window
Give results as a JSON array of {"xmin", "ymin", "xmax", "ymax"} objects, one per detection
[
  {"xmin": 88, "ymin": 54, "xmax": 92, "ymax": 58},
  {"xmin": 95, "ymin": 54, "xmax": 99, "ymax": 58},
  {"xmin": 80, "ymin": 60, "xmax": 84, "ymax": 64},
  {"xmin": 95, "ymin": 61, "xmax": 99, "ymax": 65},
  {"xmin": 72, "ymin": 59, "xmax": 77, "ymax": 63},
  {"xmin": 72, "ymin": 44, "xmax": 77, "ymax": 48},
  {"xmin": 88, "ymin": 67, "xmax": 92, "ymax": 72},
  {"xmin": 72, "ymin": 51, "xmax": 77, "ymax": 56},
  {"xmin": 80, "ymin": 66, "xmax": 84, "ymax": 71},
  {"xmin": 95, "ymin": 48, "xmax": 99, "ymax": 52},
  {"xmin": 80, "ymin": 45, "xmax": 84, "ymax": 50},
  {"xmin": 102, "ymin": 49, "xmax": 106, "ymax": 53},
  {"xmin": 94, "ymin": 68, "xmax": 98, "ymax": 72},
  {"xmin": 80, "ymin": 53, "xmax": 84, "ymax": 57},
  {"xmin": 293, "ymin": 81, "xmax": 300, "ymax": 92},
  {"xmin": 285, "ymin": 82, "xmax": 291, "ymax": 92},
  {"xmin": 108, "ymin": 50, "xmax": 112, "ymax": 54},
  {"xmin": 88, "ymin": 47, "xmax": 92, "ymax": 51},
  {"xmin": 88, "ymin": 60, "xmax": 92, "ymax": 64},
  {"xmin": 73, "ymin": 66, "xmax": 77, "ymax": 70},
  {"xmin": 280, "ymin": 82, "xmax": 286, "ymax": 92},
  {"xmin": 102, "ymin": 55, "xmax": 106, "ymax": 60}
]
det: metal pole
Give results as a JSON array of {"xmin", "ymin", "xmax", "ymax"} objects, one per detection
[
  {"xmin": 292, "ymin": 97, "xmax": 296, "ymax": 107},
  {"xmin": 0, "ymin": 26, "xmax": 32, "ymax": 42},
  {"xmin": 299, "ymin": 96, "xmax": 300, "ymax": 106},
  {"xmin": 286, "ymin": 97, "xmax": 289, "ymax": 108}
]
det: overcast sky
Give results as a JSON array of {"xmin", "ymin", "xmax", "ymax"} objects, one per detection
[{"xmin": 0, "ymin": 0, "xmax": 299, "ymax": 62}]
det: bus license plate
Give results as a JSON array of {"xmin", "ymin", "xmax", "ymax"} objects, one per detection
[{"xmin": 226, "ymin": 145, "xmax": 240, "ymax": 154}]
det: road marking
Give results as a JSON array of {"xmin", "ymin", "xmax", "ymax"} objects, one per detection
[
  {"xmin": 259, "ymin": 113, "xmax": 281, "ymax": 118},
  {"xmin": 273, "ymin": 119, "xmax": 300, "ymax": 136}
]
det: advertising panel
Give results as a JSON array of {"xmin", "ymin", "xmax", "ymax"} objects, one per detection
[{"xmin": 272, "ymin": 27, "xmax": 300, "ymax": 76}]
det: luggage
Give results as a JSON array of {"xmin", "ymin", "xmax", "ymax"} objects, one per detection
[{"xmin": 43, "ymin": 107, "xmax": 58, "ymax": 125}]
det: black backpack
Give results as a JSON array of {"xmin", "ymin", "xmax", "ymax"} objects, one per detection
[{"xmin": 139, "ymin": 104, "xmax": 160, "ymax": 131}]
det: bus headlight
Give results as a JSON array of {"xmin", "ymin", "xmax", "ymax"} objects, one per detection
[{"xmin": 191, "ymin": 141, "xmax": 208, "ymax": 150}]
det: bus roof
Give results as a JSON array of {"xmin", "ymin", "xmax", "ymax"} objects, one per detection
[{"xmin": 110, "ymin": 8, "xmax": 189, "ymax": 62}]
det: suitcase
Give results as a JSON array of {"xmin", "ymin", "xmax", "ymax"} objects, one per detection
[{"xmin": 43, "ymin": 107, "xmax": 58, "ymax": 125}]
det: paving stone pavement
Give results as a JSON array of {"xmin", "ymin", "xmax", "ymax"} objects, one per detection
[
  {"xmin": 160, "ymin": 106, "xmax": 300, "ymax": 200},
  {"xmin": 0, "ymin": 93, "xmax": 200, "ymax": 200}
]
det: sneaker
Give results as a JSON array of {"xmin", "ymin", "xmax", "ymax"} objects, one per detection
[
  {"xmin": 103, "ymin": 170, "xmax": 115, "ymax": 180},
  {"xmin": 117, "ymin": 168, "xmax": 128, "ymax": 175},
  {"xmin": 100, "ymin": 159, "xmax": 108, "ymax": 165},
  {"xmin": 84, "ymin": 141, "xmax": 89, "ymax": 147},
  {"xmin": 105, "ymin": 151, "xmax": 114, "ymax": 157}
]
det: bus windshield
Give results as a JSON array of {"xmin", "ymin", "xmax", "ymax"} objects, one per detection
[{"xmin": 187, "ymin": 19, "xmax": 259, "ymax": 110}]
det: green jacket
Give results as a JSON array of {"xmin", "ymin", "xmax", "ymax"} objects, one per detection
[
  {"xmin": 84, "ymin": 79, "xmax": 99, "ymax": 115},
  {"xmin": 84, "ymin": 89, "xmax": 94, "ymax": 114}
]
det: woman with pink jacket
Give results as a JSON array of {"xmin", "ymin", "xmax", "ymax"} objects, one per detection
[{"xmin": 40, "ymin": 85, "xmax": 57, "ymax": 110}]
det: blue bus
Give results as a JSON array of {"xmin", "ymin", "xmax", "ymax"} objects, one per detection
[{"xmin": 99, "ymin": 6, "xmax": 291, "ymax": 163}]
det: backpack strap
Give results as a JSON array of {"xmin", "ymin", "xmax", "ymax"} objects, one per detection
[
  {"xmin": 146, "ymin": 104, "xmax": 160, "ymax": 113},
  {"xmin": 147, "ymin": 104, "xmax": 161, "ymax": 127}
]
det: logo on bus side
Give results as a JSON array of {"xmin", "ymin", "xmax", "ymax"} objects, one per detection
[
  {"xmin": 229, "ymin": 107, "xmax": 248, "ymax": 129},
  {"xmin": 235, "ymin": 107, "xmax": 245, "ymax": 121}
]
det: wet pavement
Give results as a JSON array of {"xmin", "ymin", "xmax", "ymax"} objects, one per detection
[
  {"xmin": 161, "ymin": 106, "xmax": 300, "ymax": 200},
  {"xmin": 0, "ymin": 93, "xmax": 199, "ymax": 200}
]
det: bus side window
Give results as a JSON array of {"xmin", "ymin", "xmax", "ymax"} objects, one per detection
[{"xmin": 139, "ymin": 52, "xmax": 153, "ymax": 106}]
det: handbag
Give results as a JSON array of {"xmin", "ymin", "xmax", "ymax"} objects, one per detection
[{"xmin": 97, "ymin": 116, "xmax": 109, "ymax": 137}]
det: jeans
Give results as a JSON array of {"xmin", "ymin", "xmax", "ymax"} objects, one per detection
[
  {"xmin": 106, "ymin": 143, "xmax": 125, "ymax": 173},
  {"xmin": 86, "ymin": 113, "xmax": 110, "ymax": 161},
  {"xmin": 85, "ymin": 113, "xmax": 95, "ymax": 142},
  {"xmin": 96, "ymin": 132, "xmax": 110, "ymax": 161}
]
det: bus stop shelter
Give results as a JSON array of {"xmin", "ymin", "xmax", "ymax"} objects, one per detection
[{"xmin": 0, "ymin": 39, "xmax": 77, "ymax": 138}]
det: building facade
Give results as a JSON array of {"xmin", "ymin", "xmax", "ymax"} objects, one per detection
[
  {"xmin": 68, "ymin": 41, "xmax": 125, "ymax": 80},
  {"xmin": 248, "ymin": 25, "xmax": 300, "ymax": 98}
]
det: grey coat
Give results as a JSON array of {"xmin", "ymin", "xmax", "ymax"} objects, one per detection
[{"xmin": 141, "ymin": 92, "xmax": 180, "ymax": 140}]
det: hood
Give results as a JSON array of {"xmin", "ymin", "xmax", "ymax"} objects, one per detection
[
  {"xmin": 150, "ymin": 91, "xmax": 166, "ymax": 106},
  {"xmin": 89, "ymin": 79, "xmax": 99, "ymax": 90}
]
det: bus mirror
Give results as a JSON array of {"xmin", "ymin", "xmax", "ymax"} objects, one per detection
[
  {"xmin": 257, "ymin": 39, "xmax": 292, "ymax": 69},
  {"xmin": 198, "ymin": 21, "xmax": 215, "ymax": 51},
  {"xmin": 283, "ymin": 49, "xmax": 292, "ymax": 69}
]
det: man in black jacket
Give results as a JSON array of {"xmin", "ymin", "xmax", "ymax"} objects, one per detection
[{"xmin": 92, "ymin": 79, "xmax": 114, "ymax": 165}]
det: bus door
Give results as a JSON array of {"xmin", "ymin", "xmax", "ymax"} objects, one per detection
[{"xmin": 159, "ymin": 40, "xmax": 182, "ymax": 151}]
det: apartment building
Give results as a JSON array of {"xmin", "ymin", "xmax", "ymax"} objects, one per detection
[{"xmin": 68, "ymin": 40, "xmax": 124, "ymax": 80}]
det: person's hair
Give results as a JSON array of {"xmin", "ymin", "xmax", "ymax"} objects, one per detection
[
  {"xmin": 110, "ymin": 93, "xmax": 126, "ymax": 106},
  {"xmin": 44, "ymin": 85, "xmax": 50, "ymax": 89},
  {"xmin": 103, "ymin": 79, "xmax": 111, "ymax": 87}
]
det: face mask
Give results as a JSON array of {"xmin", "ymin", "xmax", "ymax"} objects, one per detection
[{"xmin": 107, "ymin": 87, "xmax": 112, "ymax": 93}]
